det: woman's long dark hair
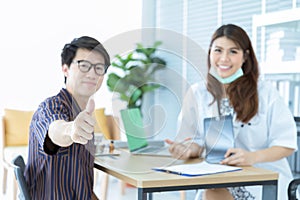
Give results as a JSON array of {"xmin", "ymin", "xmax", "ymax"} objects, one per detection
[{"xmin": 206, "ymin": 24, "xmax": 259, "ymax": 123}]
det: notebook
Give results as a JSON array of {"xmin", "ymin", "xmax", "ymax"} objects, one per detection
[
  {"xmin": 120, "ymin": 108, "xmax": 171, "ymax": 157},
  {"xmin": 204, "ymin": 115, "xmax": 234, "ymax": 164}
]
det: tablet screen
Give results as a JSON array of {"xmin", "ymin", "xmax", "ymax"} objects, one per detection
[{"xmin": 204, "ymin": 115, "xmax": 234, "ymax": 164}]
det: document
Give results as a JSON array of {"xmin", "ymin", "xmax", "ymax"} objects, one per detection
[{"xmin": 152, "ymin": 161, "xmax": 242, "ymax": 177}]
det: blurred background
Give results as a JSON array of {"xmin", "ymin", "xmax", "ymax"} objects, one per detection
[{"xmin": 0, "ymin": 0, "xmax": 299, "ymax": 199}]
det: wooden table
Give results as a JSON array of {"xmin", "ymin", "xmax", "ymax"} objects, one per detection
[{"xmin": 94, "ymin": 150, "xmax": 278, "ymax": 200}]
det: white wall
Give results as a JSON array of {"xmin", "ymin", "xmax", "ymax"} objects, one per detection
[{"xmin": 0, "ymin": 0, "xmax": 142, "ymax": 114}]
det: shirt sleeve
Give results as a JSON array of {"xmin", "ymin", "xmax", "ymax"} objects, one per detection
[
  {"xmin": 267, "ymin": 88, "xmax": 298, "ymax": 151},
  {"xmin": 33, "ymin": 97, "xmax": 70, "ymax": 154},
  {"xmin": 44, "ymin": 133, "xmax": 60, "ymax": 155},
  {"xmin": 176, "ymin": 84, "xmax": 204, "ymax": 146}
]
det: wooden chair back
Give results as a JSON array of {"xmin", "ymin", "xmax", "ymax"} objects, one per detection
[{"xmin": 94, "ymin": 108, "xmax": 120, "ymax": 140}]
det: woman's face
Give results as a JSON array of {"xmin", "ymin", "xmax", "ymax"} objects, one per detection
[{"xmin": 210, "ymin": 36, "xmax": 245, "ymax": 78}]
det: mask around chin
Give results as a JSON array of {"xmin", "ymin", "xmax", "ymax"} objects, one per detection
[{"xmin": 209, "ymin": 67, "xmax": 244, "ymax": 84}]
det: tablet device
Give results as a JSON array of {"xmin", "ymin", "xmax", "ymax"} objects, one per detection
[{"xmin": 204, "ymin": 115, "xmax": 234, "ymax": 164}]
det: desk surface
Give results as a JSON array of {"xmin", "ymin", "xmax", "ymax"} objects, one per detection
[{"xmin": 94, "ymin": 150, "xmax": 278, "ymax": 189}]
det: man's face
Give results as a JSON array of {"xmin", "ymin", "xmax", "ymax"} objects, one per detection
[{"xmin": 62, "ymin": 48, "xmax": 105, "ymax": 100}]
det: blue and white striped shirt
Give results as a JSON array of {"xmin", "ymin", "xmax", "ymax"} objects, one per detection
[{"xmin": 24, "ymin": 88, "xmax": 95, "ymax": 200}]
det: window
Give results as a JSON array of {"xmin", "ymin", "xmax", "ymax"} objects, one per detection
[{"xmin": 146, "ymin": 0, "xmax": 300, "ymax": 137}]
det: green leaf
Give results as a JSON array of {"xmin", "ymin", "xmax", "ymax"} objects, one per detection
[
  {"xmin": 153, "ymin": 41, "xmax": 162, "ymax": 48},
  {"xmin": 129, "ymin": 89, "xmax": 142, "ymax": 105},
  {"xmin": 141, "ymin": 84, "xmax": 160, "ymax": 93},
  {"xmin": 150, "ymin": 63, "xmax": 166, "ymax": 74},
  {"xmin": 151, "ymin": 57, "xmax": 166, "ymax": 65},
  {"xmin": 120, "ymin": 93, "xmax": 130, "ymax": 102},
  {"xmin": 136, "ymin": 43, "xmax": 143, "ymax": 49},
  {"xmin": 107, "ymin": 73, "xmax": 131, "ymax": 94},
  {"xmin": 106, "ymin": 73, "xmax": 121, "ymax": 91}
]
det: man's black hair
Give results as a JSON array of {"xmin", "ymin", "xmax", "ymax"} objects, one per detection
[{"xmin": 61, "ymin": 36, "xmax": 110, "ymax": 83}]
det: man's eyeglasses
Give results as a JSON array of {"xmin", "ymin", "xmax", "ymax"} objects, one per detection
[{"xmin": 73, "ymin": 60, "xmax": 107, "ymax": 76}]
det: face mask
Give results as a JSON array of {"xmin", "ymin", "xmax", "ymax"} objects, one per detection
[{"xmin": 209, "ymin": 67, "xmax": 244, "ymax": 84}]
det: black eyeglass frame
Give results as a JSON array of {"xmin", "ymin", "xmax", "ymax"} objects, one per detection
[{"xmin": 73, "ymin": 60, "xmax": 108, "ymax": 76}]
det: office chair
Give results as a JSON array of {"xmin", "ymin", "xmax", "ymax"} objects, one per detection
[
  {"xmin": 288, "ymin": 178, "xmax": 300, "ymax": 200},
  {"xmin": 288, "ymin": 117, "xmax": 300, "ymax": 200},
  {"xmin": 11, "ymin": 155, "xmax": 31, "ymax": 200}
]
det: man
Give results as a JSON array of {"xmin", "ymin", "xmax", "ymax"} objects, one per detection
[{"xmin": 24, "ymin": 36, "xmax": 110, "ymax": 199}]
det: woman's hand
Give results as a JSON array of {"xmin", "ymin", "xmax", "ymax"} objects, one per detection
[
  {"xmin": 220, "ymin": 148, "xmax": 256, "ymax": 166},
  {"xmin": 165, "ymin": 138, "xmax": 203, "ymax": 160},
  {"xmin": 220, "ymin": 146, "xmax": 294, "ymax": 166}
]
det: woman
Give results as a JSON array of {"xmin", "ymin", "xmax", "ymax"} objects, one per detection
[{"xmin": 166, "ymin": 24, "xmax": 297, "ymax": 200}]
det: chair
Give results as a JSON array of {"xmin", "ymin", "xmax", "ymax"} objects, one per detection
[
  {"xmin": 11, "ymin": 155, "xmax": 31, "ymax": 200},
  {"xmin": 1, "ymin": 109, "xmax": 34, "ymax": 199},
  {"xmin": 288, "ymin": 117, "xmax": 300, "ymax": 200},
  {"xmin": 288, "ymin": 178, "xmax": 300, "ymax": 200},
  {"xmin": 94, "ymin": 108, "xmax": 120, "ymax": 200},
  {"xmin": 94, "ymin": 108, "xmax": 120, "ymax": 140}
]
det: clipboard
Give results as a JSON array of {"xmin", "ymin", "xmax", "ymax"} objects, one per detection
[{"xmin": 152, "ymin": 161, "xmax": 241, "ymax": 177}]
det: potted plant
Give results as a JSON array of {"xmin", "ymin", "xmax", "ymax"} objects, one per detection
[{"xmin": 106, "ymin": 41, "xmax": 167, "ymax": 110}]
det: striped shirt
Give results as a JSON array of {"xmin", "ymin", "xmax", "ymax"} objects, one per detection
[{"xmin": 24, "ymin": 88, "xmax": 95, "ymax": 200}]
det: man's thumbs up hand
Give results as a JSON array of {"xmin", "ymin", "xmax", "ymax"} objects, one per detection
[
  {"xmin": 85, "ymin": 96, "xmax": 95, "ymax": 115},
  {"xmin": 70, "ymin": 96, "xmax": 96, "ymax": 144}
]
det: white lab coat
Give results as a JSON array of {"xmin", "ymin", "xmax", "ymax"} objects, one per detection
[{"xmin": 176, "ymin": 79, "xmax": 298, "ymax": 200}]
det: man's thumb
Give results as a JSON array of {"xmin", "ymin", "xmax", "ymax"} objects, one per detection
[{"xmin": 86, "ymin": 97, "xmax": 95, "ymax": 115}]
